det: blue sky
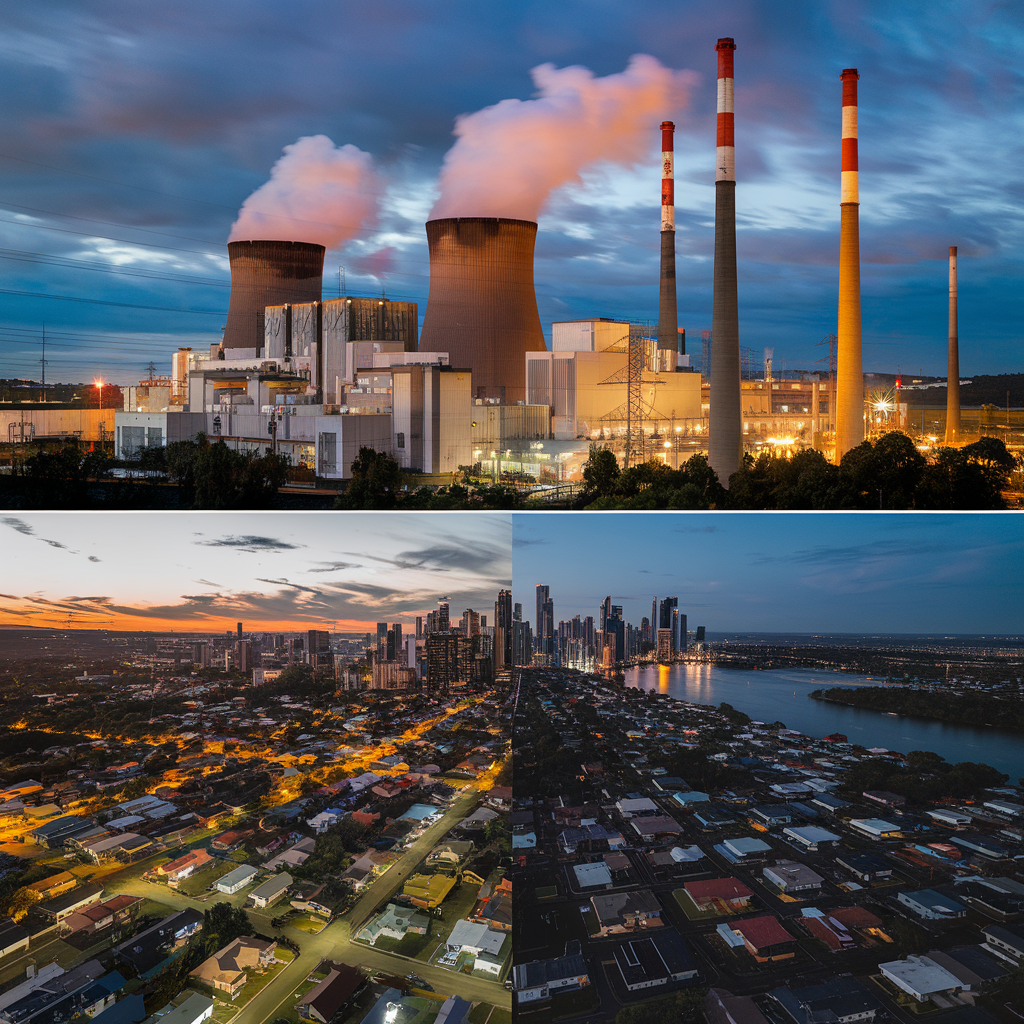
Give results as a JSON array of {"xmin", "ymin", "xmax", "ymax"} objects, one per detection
[
  {"xmin": 512, "ymin": 513, "xmax": 1024, "ymax": 634},
  {"xmin": 0, "ymin": 0, "xmax": 1021, "ymax": 384}
]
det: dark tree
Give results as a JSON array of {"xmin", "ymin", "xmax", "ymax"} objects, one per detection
[{"xmin": 337, "ymin": 447, "xmax": 404, "ymax": 509}]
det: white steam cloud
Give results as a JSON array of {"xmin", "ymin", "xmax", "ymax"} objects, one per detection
[
  {"xmin": 431, "ymin": 55, "xmax": 697, "ymax": 222},
  {"xmin": 229, "ymin": 135, "xmax": 379, "ymax": 247}
]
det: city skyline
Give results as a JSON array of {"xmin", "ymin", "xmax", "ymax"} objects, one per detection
[
  {"xmin": 0, "ymin": 512, "xmax": 512, "ymax": 631},
  {"xmin": 512, "ymin": 512, "xmax": 1024, "ymax": 634},
  {"xmin": 1, "ymin": 1, "xmax": 1020, "ymax": 383}
]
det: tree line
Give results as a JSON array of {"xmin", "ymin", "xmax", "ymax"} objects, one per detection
[{"xmin": 578, "ymin": 432, "xmax": 1017, "ymax": 509}]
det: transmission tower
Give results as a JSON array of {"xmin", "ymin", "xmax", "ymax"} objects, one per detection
[{"xmin": 599, "ymin": 327, "xmax": 661, "ymax": 468}]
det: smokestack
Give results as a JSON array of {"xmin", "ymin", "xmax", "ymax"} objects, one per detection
[
  {"xmin": 834, "ymin": 68, "xmax": 863, "ymax": 461},
  {"xmin": 945, "ymin": 245, "xmax": 960, "ymax": 444},
  {"xmin": 418, "ymin": 217, "xmax": 546, "ymax": 404},
  {"xmin": 709, "ymin": 37, "xmax": 741, "ymax": 488},
  {"xmin": 221, "ymin": 240, "xmax": 325, "ymax": 356},
  {"xmin": 658, "ymin": 120, "xmax": 678, "ymax": 372}
]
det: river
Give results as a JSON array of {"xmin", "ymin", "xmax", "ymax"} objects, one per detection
[{"xmin": 625, "ymin": 663, "xmax": 1024, "ymax": 783}]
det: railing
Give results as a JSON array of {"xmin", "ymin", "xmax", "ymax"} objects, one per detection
[{"xmin": 522, "ymin": 482, "xmax": 583, "ymax": 504}]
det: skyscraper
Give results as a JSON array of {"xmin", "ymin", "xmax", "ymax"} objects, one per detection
[
  {"xmin": 495, "ymin": 589, "xmax": 513, "ymax": 673},
  {"xmin": 536, "ymin": 584, "xmax": 554, "ymax": 662}
]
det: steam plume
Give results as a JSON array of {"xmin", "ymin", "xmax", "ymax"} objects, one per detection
[
  {"xmin": 431, "ymin": 55, "xmax": 695, "ymax": 221},
  {"xmin": 229, "ymin": 135, "xmax": 378, "ymax": 247}
]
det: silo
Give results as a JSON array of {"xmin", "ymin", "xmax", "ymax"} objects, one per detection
[
  {"xmin": 418, "ymin": 217, "xmax": 546, "ymax": 404},
  {"xmin": 221, "ymin": 240, "xmax": 325, "ymax": 356}
]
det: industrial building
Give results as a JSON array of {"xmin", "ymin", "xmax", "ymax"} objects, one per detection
[{"xmin": 526, "ymin": 319, "xmax": 700, "ymax": 444}]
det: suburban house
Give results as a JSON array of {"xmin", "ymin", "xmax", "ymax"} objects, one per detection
[
  {"xmin": 297, "ymin": 964, "xmax": 367, "ymax": 1024},
  {"xmin": 214, "ymin": 865, "xmax": 259, "ymax": 895},
  {"xmin": 590, "ymin": 891, "xmax": 663, "ymax": 936},
  {"xmin": 357, "ymin": 903, "xmax": 430, "ymax": 946},
  {"xmin": 189, "ymin": 937, "xmax": 277, "ymax": 998},
  {"xmin": 248, "ymin": 873, "xmax": 293, "ymax": 909}
]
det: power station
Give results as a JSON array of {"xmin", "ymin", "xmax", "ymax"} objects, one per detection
[{"xmin": 98, "ymin": 42, "xmax": 956, "ymax": 488}]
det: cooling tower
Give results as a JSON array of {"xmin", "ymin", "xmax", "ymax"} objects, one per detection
[
  {"xmin": 834, "ymin": 69, "xmax": 863, "ymax": 461},
  {"xmin": 945, "ymin": 246, "xmax": 960, "ymax": 444},
  {"xmin": 221, "ymin": 240, "xmax": 325, "ymax": 355},
  {"xmin": 419, "ymin": 217, "xmax": 546, "ymax": 403},
  {"xmin": 709, "ymin": 38, "xmax": 742, "ymax": 487}
]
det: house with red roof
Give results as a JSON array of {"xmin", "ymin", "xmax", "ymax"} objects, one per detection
[
  {"xmin": 684, "ymin": 878, "xmax": 753, "ymax": 914},
  {"xmin": 730, "ymin": 916, "xmax": 797, "ymax": 962}
]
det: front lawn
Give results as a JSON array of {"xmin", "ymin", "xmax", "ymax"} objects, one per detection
[
  {"xmin": 226, "ymin": 948, "xmax": 295, "ymax": 1007},
  {"xmin": 177, "ymin": 862, "xmax": 237, "ymax": 897}
]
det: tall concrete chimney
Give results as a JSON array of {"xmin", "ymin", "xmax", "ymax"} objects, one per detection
[
  {"xmin": 945, "ymin": 245, "xmax": 960, "ymax": 443},
  {"xmin": 222, "ymin": 240, "xmax": 325, "ymax": 356},
  {"xmin": 657, "ymin": 120, "xmax": 678, "ymax": 372},
  {"xmin": 419, "ymin": 217, "xmax": 546, "ymax": 404},
  {"xmin": 709, "ymin": 37, "xmax": 741, "ymax": 487},
  {"xmin": 834, "ymin": 69, "xmax": 863, "ymax": 461}
]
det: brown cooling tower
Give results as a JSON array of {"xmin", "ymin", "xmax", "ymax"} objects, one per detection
[
  {"xmin": 418, "ymin": 217, "xmax": 546, "ymax": 403},
  {"xmin": 221, "ymin": 240, "xmax": 325, "ymax": 355}
]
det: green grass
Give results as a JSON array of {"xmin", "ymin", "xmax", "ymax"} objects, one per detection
[
  {"xmin": 203, "ymin": 995, "xmax": 239, "ymax": 1024},
  {"xmin": 177, "ymin": 862, "xmax": 236, "ymax": 897},
  {"xmin": 534, "ymin": 886, "xmax": 557, "ymax": 900},
  {"xmin": 673, "ymin": 889, "xmax": 734, "ymax": 922},
  {"xmin": 270, "ymin": 977, "xmax": 320, "ymax": 1024},
  {"xmin": 436, "ymin": 880, "xmax": 482, "ymax": 931},
  {"xmin": 289, "ymin": 914, "xmax": 327, "ymax": 935},
  {"xmin": 137, "ymin": 896, "xmax": 176, "ymax": 919},
  {"xmin": 230, "ymin": 948, "xmax": 296, "ymax": 1007}
]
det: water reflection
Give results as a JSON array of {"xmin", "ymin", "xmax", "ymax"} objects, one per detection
[{"xmin": 626, "ymin": 663, "xmax": 1024, "ymax": 780}]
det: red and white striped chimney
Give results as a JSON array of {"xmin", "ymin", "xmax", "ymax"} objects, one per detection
[
  {"xmin": 709, "ymin": 37, "xmax": 741, "ymax": 487},
  {"xmin": 716, "ymin": 41, "xmax": 736, "ymax": 183},
  {"xmin": 835, "ymin": 68, "xmax": 864, "ymax": 461},
  {"xmin": 657, "ymin": 120, "xmax": 678, "ymax": 372},
  {"xmin": 661, "ymin": 121, "xmax": 675, "ymax": 230}
]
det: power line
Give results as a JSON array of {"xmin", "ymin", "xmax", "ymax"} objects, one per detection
[
  {"xmin": 0, "ymin": 287, "xmax": 225, "ymax": 315},
  {"xmin": 0, "ymin": 200, "xmax": 231, "ymax": 251},
  {"xmin": 0, "ymin": 247, "xmax": 230, "ymax": 288}
]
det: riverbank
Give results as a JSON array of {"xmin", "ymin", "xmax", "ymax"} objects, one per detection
[{"xmin": 810, "ymin": 685, "xmax": 1024, "ymax": 735}]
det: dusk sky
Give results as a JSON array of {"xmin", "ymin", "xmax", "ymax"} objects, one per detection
[
  {"xmin": 0, "ymin": 512, "xmax": 511, "ymax": 631},
  {"xmin": 1, "ymin": 1, "xmax": 1021, "ymax": 385},
  {"xmin": 512, "ymin": 513, "xmax": 1024, "ymax": 634}
]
